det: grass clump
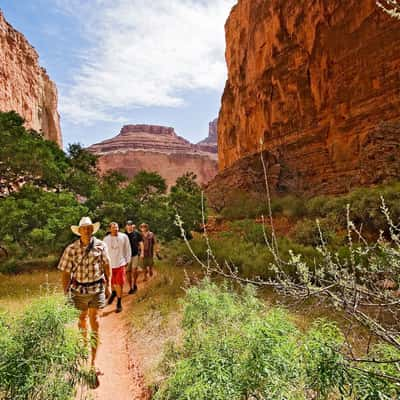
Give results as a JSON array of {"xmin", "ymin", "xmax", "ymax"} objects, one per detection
[
  {"xmin": 155, "ymin": 281, "xmax": 400, "ymax": 400},
  {"xmin": 0, "ymin": 296, "xmax": 88, "ymax": 400}
]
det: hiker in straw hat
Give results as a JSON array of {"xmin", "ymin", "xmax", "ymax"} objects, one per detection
[{"xmin": 58, "ymin": 217, "xmax": 112, "ymax": 379}]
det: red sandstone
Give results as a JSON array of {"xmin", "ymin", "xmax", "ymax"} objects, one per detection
[
  {"xmin": 215, "ymin": 0, "xmax": 400, "ymax": 196},
  {"xmin": 0, "ymin": 11, "xmax": 62, "ymax": 146}
]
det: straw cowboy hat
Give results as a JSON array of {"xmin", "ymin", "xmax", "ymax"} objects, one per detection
[{"xmin": 71, "ymin": 217, "xmax": 100, "ymax": 236}]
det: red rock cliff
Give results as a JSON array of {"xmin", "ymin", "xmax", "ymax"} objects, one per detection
[
  {"xmin": 88, "ymin": 124, "xmax": 218, "ymax": 187},
  {"xmin": 217, "ymin": 0, "xmax": 400, "ymax": 196},
  {"xmin": 0, "ymin": 11, "xmax": 62, "ymax": 146}
]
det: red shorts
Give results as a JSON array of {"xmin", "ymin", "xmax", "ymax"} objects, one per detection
[{"xmin": 111, "ymin": 266, "xmax": 126, "ymax": 286}]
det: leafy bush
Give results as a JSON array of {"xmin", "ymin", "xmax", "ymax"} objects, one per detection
[
  {"xmin": 155, "ymin": 281, "xmax": 400, "ymax": 400},
  {"xmin": 219, "ymin": 190, "xmax": 267, "ymax": 220},
  {"xmin": 292, "ymin": 216, "xmax": 344, "ymax": 247},
  {"xmin": 0, "ymin": 296, "xmax": 88, "ymax": 399},
  {"xmin": 0, "ymin": 186, "xmax": 88, "ymax": 257}
]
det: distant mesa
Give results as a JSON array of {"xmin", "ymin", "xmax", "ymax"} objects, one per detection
[
  {"xmin": 0, "ymin": 11, "xmax": 62, "ymax": 146},
  {"xmin": 88, "ymin": 122, "xmax": 218, "ymax": 187}
]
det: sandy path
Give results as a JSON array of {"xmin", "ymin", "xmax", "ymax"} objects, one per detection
[{"xmin": 81, "ymin": 279, "xmax": 151, "ymax": 400}]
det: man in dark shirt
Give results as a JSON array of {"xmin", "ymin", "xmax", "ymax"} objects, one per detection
[
  {"xmin": 139, "ymin": 222, "xmax": 159, "ymax": 281},
  {"xmin": 125, "ymin": 221, "xmax": 144, "ymax": 294}
]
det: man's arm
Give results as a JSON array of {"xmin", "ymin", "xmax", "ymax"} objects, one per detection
[
  {"xmin": 62, "ymin": 271, "xmax": 71, "ymax": 294},
  {"xmin": 57, "ymin": 246, "xmax": 72, "ymax": 295},
  {"xmin": 102, "ymin": 245, "xmax": 112, "ymax": 297},
  {"xmin": 139, "ymin": 241, "xmax": 144, "ymax": 258},
  {"xmin": 125, "ymin": 235, "xmax": 132, "ymax": 264}
]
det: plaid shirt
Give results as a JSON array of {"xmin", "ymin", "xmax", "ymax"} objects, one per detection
[{"xmin": 58, "ymin": 237, "xmax": 110, "ymax": 294}]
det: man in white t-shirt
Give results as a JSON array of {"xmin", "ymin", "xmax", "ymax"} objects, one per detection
[{"xmin": 103, "ymin": 222, "xmax": 131, "ymax": 313}]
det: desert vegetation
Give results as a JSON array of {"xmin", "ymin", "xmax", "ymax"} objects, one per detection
[
  {"xmin": 0, "ymin": 111, "xmax": 204, "ymax": 273},
  {"xmin": 0, "ymin": 296, "xmax": 90, "ymax": 400},
  {"xmin": 154, "ymin": 281, "xmax": 400, "ymax": 399}
]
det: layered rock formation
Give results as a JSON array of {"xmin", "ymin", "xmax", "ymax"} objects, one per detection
[
  {"xmin": 88, "ymin": 124, "xmax": 218, "ymax": 187},
  {"xmin": 197, "ymin": 118, "xmax": 218, "ymax": 154},
  {"xmin": 0, "ymin": 11, "xmax": 62, "ymax": 146},
  {"xmin": 215, "ymin": 0, "xmax": 400, "ymax": 197}
]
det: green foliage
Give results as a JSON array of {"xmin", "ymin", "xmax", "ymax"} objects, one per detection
[
  {"xmin": 156, "ymin": 281, "xmax": 305, "ymax": 400},
  {"xmin": 156, "ymin": 281, "xmax": 400, "ymax": 400},
  {"xmin": 303, "ymin": 320, "xmax": 348, "ymax": 397},
  {"xmin": 0, "ymin": 111, "xmax": 68, "ymax": 189},
  {"xmin": 229, "ymin": 219, "xmax": 271, "ymax": 245},
  {"xmin": 64, "ymin": 143, "xmax": 99, "ymax": 197},
  {"xmin": 170, "ymin": 172, "xmax": 203, "ymax": 234},
  {"xmin": 292, "ymin": 216, "xmax": 344, "ymax": 247},
  {"xmin": 219, "ymin": 190, "xmax": 267, "ymax": 220},
  {"xmin": 170, "ymin": 234, "xmax": 320, "ymax": 281},
  {"xmin": 131, "ymin": 170, "xmax": 167, "ymax": 202},
  {"xmin": 0, "ymin": 186, "xmax": 88, "ymax": 257},
  {"xmin": 0, "ymin": 296, "xmax": 87, "ymax": 399}
]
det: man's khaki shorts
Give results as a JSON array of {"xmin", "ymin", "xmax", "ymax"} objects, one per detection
[
  {"xmin": 71, "ymin": 288, "xmax": 105, "ymax": 311},
  {"xmin": 127, "ymin": 255, "xmax": 144, "ymax": 271}
]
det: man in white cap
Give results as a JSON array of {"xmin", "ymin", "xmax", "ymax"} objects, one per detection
[
  {"xmin": 58, "ymin": 217, "xmax": 111, "ymax": 377},
  {"xmin": 103, "ymin": 222, "xmax": 131, "ymax": 313}
]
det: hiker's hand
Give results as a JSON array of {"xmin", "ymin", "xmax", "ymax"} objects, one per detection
[{"xmin": 105, "ymin": 284, "xmax": 111, "ymax": 298}]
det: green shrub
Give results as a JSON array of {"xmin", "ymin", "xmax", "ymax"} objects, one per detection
[
  {"xmin": 292, "ymin": 217, "xmax": 344, "ymax": 247},
  {"xmin": 155, "ymin": 281, "xmax": 400, "ymax": 400},
  {"xmin": 229, "ymin": 219, "xmax": 271, "ymax": 245},
  {"xmin": 0, "ymin": 186, "xmax": 88, "ymax": 258},
  {"xmin": 155, "ymin": 282, "xmax": 306, "ymax": 400},
  {"xmin": 220, "ymin": 190, "xmax": 266, "ymax": 220},
  {"xmin": 0, "ymin": 296, "xmax": 88, "ymax": 399}
]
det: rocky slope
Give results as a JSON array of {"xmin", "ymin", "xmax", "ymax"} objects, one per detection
[
  {"xmin": 213, "ymin": 0, "xmax": 400, "ymax": 198},
  {"xmin": 88, "ymin": 124, "xmax": 218, "ymax": 187},
  {"xmin": 0, "ymin": 11, "xmax": 62, "ymax": 146}
]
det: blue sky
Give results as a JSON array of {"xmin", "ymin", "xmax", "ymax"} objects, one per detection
[{"xmin": 0, "ymin": 0, "xmax": 236, "ymax": 148}]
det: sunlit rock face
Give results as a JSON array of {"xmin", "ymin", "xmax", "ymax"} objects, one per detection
[
  {"xmin": 88, "ymin": 124, "xmax": 218, "ymax": 187},
  {"xmin": 216, "ymin": 0, "xmax": 400, "ymax": 196},
  {"xmin": 0, "ymin": 11, "xmax": 62, "ymax": 146}
]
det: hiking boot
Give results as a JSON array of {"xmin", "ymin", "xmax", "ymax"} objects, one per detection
[
  {"xmin": 116, "ymin": 298, "xmax": 122, "ymax": 313},
  {"xmin": 108, "ymin": 291, "xmax": 116, "ymax": 305},
  {"xmin": 128, "ymin": 285, "xmax": 138, "ymax": 295}
]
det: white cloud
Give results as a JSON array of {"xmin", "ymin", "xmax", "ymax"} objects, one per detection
[{"xmin": 56, "ymin": 0, "xmax": 236, "ymax": 125}]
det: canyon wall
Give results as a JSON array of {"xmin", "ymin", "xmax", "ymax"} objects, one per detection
[
  {"xmin": 215, "ymin": 0, "xmax": 400, "ymax": 197},
  {"xmin": 88, "ymin": 124, "xmax": 218, "ymax": 187},
  {"xmin": 0, "ymin": 11, "xmax": 62, "ymax": 146}
]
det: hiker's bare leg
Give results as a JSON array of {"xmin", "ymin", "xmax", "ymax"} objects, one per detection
[
  {"xmin": 88, "ymin": 308, "xmax": 100, "ymax": 367},
  {"xmin": 115, "ymin": 284, "xmax": 122, "ymax": 298},
  {"xmin": 78, "ymin": 310, "xmax": 88, "ymax": 345},
  {"xmin": 127, "ymin": 268, "xmax": 133, "ymax": 289},
  {"xmin": 133, "ymin": 269, "xmax": 139, "ymax": 286},
  {"xmin": 143, "ymin": 267, "xmax": 149, "ymax": 281},
  {"xmin": 149, "ymin": 266, "xmax": 154, "ymax": 277}
]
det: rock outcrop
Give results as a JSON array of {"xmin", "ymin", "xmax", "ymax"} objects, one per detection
[
  {"xmin": 197, "ymin": 118, "xmax": 218, "ymax": 154},
  {"xmin": 0, "ymin": 11, "xmax": 62, "ymax": 146},
  {"xmin": 215, "ymin": 0, "xmax": 400, "ymax": 197},
  {"xmin": 88, "ymin": 124, "xmax": 218, "ymax": 187}
]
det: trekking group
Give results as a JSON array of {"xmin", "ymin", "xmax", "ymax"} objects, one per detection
[{"xmin": 57, "ymin": 217, "xmax": 159, "ymax": 375}]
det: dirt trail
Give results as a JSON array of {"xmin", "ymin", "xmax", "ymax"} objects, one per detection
[{"xmin": 86, "ymin": 279, "xmax": 152, "ymax": 400}]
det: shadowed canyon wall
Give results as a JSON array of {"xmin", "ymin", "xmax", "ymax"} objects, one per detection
[
  {"xmin": 212, "ymin": 0, "xmax": 400, "ymax": 198},
  {"xmin": 0, "ymin": 11, "xmax": 62, "ymax": 146},
  {"xmin": 88, "ymin": 124, "xmax": 218, "ymax": 187}
]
